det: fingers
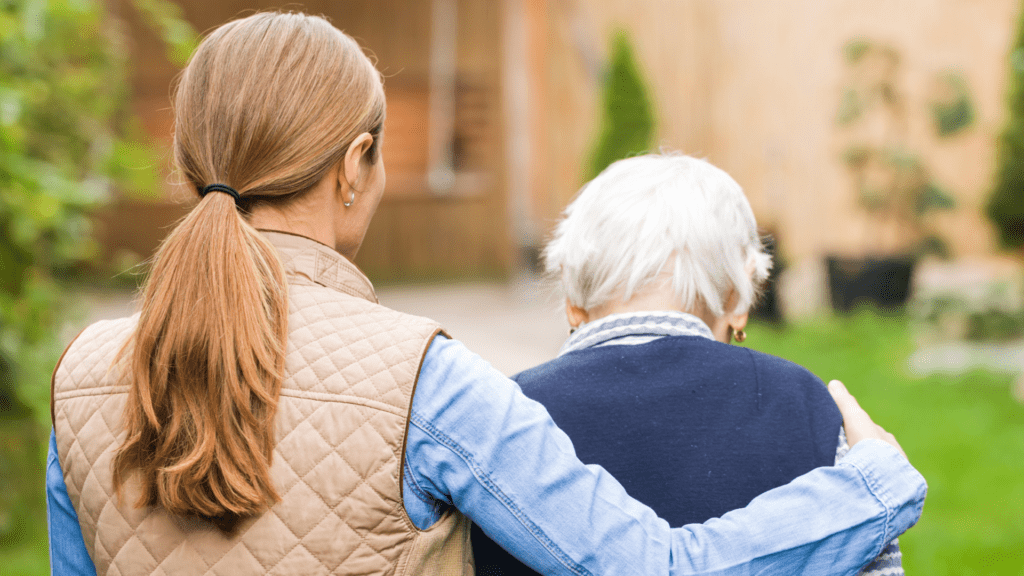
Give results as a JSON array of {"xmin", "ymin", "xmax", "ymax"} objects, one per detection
[
  {"xmin": 828, "ymin": 380, "xmax": 908, "ymax": 461},
  {"xmin": 829, "ymin": 380, "xmax": 870, "ymax": 437},
  {"xmin": 827, "ymin": 380, "xmax": 856, "ymax": 412},
  {"xmin": 877, "ymin": 426, "xmax": 907, "ymax": 460}
]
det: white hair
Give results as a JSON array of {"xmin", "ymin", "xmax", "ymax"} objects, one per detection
[{"xmin": 545, "ymin": 153, "xmax": 772, "ymax": 317}]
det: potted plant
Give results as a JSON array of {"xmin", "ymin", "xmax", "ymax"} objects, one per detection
[{"xmin": 829, "ymin": 40, "xmax": 964, "ymax": 311}]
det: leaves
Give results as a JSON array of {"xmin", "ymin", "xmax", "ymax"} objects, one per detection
[
  {"xmin": 132, "ymin": 0, "xmax": 198, "ymax": 66},
  {"xmin": 837, "ymin": 39, "xmax": 958, "ymax": 253},
  {"xmin": 836, "ymin": 88, "xmax": 862, "ymax": 125},
  {"xmin": 843, "ymin": 39, "xmax": 873, "ymax": 64},
  {"xmin": 988, "ymin": 9, "xmax": 1024, "ymax": 249},
  {"xmin": 931, "ymin": 73, "xmax": 976, "ymax": 137},
  {"xmin": 586, "ymin": 30, "xmax": 656, "ymax": 181},
  {"xmin": 917, "ymin": 182, "xmax": 956, "ymax": 214},
  {"xmin": 0, "ymin": 0, "xmax": 195, "ymax": 425}
]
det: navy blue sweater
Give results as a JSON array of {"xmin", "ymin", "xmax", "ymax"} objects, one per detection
[{"xmin": 472, "ymin": 335, "xmax": 842, "ymax": 575}]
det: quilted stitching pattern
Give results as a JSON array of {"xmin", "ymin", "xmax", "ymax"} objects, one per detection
[{"xmin": 54, "ymin": 237, "xmax": 471, "ymax": 576}]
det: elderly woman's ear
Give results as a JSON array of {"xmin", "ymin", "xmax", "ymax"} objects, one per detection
[
  {"xmin": 706, "ymin": 289, "xmax": 750, "ymax": 344},
  {"xmin": 702, "ymin": 308, "xmax": 749, "ymax": 344},
  {"xmin": 565, "ymin": 301, "xmax": 589, "ymax": 332},
  {"xmin": 726, "ymin": 311, "xmax": 749, "ymax": 344}
]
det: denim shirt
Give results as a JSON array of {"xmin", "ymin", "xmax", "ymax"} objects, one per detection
[{"xmin": 48, "ymin": 334, "xmax": 926, "ymax": 575}]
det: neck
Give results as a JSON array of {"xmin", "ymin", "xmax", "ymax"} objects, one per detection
[
  {"xmin": 589, "ymin": 281, "xmax": 717, "ymax": 324},
  {"xmin": 247, "ymin": 184, "xmax": 342, "ymax": 257},
  {"xmin": 584, "ymin": 283, "xmax": 729, "ymax": 343}
]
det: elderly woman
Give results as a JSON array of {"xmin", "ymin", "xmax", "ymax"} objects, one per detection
[{"xmin": 473, "ymin": 153, "xmax": 904, "ymax": 575}]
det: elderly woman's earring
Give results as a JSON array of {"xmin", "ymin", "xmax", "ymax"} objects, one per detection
[
  {"xmin": 733, "ymin": 329, "xmax": 746, "ymax": 343},
  {"xmin": 342, "ymin": 191, "xmax": 355, "ymax": 207}
]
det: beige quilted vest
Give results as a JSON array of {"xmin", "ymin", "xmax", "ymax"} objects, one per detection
[{"xmin": 52, "ymin": 231, "xmax": 473, "ymax": 575}]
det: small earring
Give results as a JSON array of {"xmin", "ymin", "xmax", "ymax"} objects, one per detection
[
  {"xmin": 342, "ymin": 192, "xmax": 355, "ymax": 207},
  {"xmin": 733, "ymin": 329, "xmax": 746, "ymax": 343},
  {"xmin": 569, "ymin": 326, "xmax": 578, "ymax": 336}
]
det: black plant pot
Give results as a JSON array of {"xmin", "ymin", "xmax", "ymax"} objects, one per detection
[{"xmin": 826, "ymin": 255, "xmax": 916, "ymax": 312}]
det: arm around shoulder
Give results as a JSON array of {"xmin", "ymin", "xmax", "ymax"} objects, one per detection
[{"xmin": 406, "ymin": 336, "xmax": 927, "ymax": 576}]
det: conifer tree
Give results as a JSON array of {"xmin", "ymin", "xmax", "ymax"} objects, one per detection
[
  {"xmin": 988, "ymin": 10, "xmax": 1024, "ymax": 249},
  {"xmin": 587, "ymin": 31, "xmax": 656, "ymax": 180}
]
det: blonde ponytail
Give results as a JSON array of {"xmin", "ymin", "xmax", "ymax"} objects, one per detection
[
  {"xmin": 113, "ymin": 12, "xmax": 385, "ymax": 530},
  {"xmin": 114, "ymin": 191, "xmax": 287, "ymax": 524}
]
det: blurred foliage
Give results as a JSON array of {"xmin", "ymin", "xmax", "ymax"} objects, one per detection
[
  {"xmin": 836, "ymin": 39, "xmax": 959, "ymax": 258},
  {"xmin": 0, "ymin": 0, "xmax": 195, "ymax": 425},
  {"xmin": 586, "ymin": 30, "xmax": 655, "ymax": 181},
  {"xmin": 988, "ymin": 9, "xmax": 1024, "ymax": 250},
  {"xmin": 132, "ymin": 0, "xmax": 198, "ymax": 67},
  {"xmin": 931, "ymin": 73, "xmax": 975, "ymax": 137},
  {"xmin": 914, "ymin": 280, "xmax": 1024, "ymax": 343},
  {"xmin": 0, "ymin": 0, "xmax": 196, "ymax": 559},
  {"xmin": 748, "ymin": 312, "xmax": 1024, "ymax": 575},
  {"xmin": 965, "ymin": 308, "xmax": 1024, "ymax": 341},
  {"xmin": 842, "ymin": 39, "xmax": 875, "ymax": 64}
]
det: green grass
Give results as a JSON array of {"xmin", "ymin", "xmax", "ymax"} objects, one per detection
[
  {"xmin": 748, "ymin": 312, "xmax": 1024, "ymax": 576},
  {"xmin": 2, "ymin": 311, "xmax": 1021, "ymax": 574}
]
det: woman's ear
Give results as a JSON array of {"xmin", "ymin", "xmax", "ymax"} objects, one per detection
[
  {"xmin": 342, "ymin": 132, "xmax": 375, "ymax": 191},
  {"xmin": 730, "ymin": 311, "xmax": 749, "ymax": 334},
  {"xmin": 565, "ymin": 300, "xmax": 589, "ymax": 329}
]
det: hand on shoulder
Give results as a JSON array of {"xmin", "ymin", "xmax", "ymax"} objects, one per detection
[{"xmin": 828, "ymin": 380, "xmax": 907, "ymax": 460}]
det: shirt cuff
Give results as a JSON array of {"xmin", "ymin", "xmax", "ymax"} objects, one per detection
[{"xmin": 837, "ymin": 439, "xmax": 927, "ymax": 547}]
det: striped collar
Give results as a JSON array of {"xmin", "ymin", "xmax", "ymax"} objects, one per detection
[{"xmin": 559, "ymin": 310, "xmax": 716, "ymax": 356}]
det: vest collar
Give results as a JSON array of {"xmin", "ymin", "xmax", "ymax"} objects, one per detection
[
  {"xmin": 559, "ymin": 310, "xmax": 715, "ymax": 356},
  {"xmin": 259, "ymin": 230, "xmax": 378, "ymax": 304}
]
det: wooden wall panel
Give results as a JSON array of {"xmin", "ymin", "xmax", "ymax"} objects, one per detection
[
  {"xmin": 531, "ymin": 0, "xmax": 1020, "ymax": 262},
  {"xmin": 355, "ymin": 196, "xmax": 507, "ymax": 282},
  {"xmin": 99, "ymin": 0, "xmax": 511, "ymax": 282}
]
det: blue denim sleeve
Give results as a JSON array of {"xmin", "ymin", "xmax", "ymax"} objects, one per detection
[
  {"xmin": 47, "ymin": 430, "xmax": 97, "ymax": 576},
  {"xmin": 404, "ymin": 335, "xmax": 927, "ymax": 576}
]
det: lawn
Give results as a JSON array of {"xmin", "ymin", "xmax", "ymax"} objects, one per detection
[
  {"xmin": 1, "ymin": 311, "xmax": 1021, "ymax": 575},
  {"xmin": 747, "ymin": 312, "xmax": 1024, "ymax": 576}
]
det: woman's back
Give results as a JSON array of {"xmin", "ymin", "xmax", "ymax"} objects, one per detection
[{"xmin": 52, "ymin": 232, "xmax": 471, "ymax": 575}]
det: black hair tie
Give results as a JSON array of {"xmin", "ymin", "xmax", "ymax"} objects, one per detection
[{"xmin": 200, "ymin": 183, "xmax": 241, "ymax": 203}]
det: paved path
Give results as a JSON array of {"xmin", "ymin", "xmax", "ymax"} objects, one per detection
[
  {"xmin": 75, "ymin": 275, "xmax": 569, "ymax": 377},
  {"xmin": 377, "ymin": 276, "xmax": 568, "ymax": 376}
]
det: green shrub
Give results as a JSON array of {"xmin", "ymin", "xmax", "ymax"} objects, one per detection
[
  {"xmin": 0, "ymin": 0, "xmax": 195, "ymax": 565},
  {"xmin": 0, "ymin": 0, "xmax": 195, "ymax": 427},
  {"xmin": 988, "ymin": 8, "xmax": 1024, "ymax": 249},
  {"xmin": 586, "ymin": 30, "xmax": 656, "ymax": 181}
]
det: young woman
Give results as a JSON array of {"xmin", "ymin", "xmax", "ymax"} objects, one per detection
[
  {"xmin": 47, "ymin": 12, "xmax": 924, "ymax": 575},
  {"xmin": 472, "ymin": 154, "xmax": 904, "ymax": 575}
]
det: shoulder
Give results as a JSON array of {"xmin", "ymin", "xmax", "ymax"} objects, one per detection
[
  {"xmin": 51, "ymin": 314, "xmax": 140, "ymax": 417},
  {"xmin": 288, "ymin": 282, "xmax": 442, "ymax": 339},
  {"xmin": 741, "ymin": 346, "xmax": 826, "ymax": 390},
  {"xmin": 76, "ymin": 314, "xmax": 140, "ymax": 345},
  {"xmin": 512, "ymin": 350, "xmax": 592, "ymax": 393},
  {"xmin": 739, "ymin": 347, "xmax": 839, "ymax": 424},
  {"xmin": 56, "ymin": 314, "xmax": 139, "ymax": 377}
]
